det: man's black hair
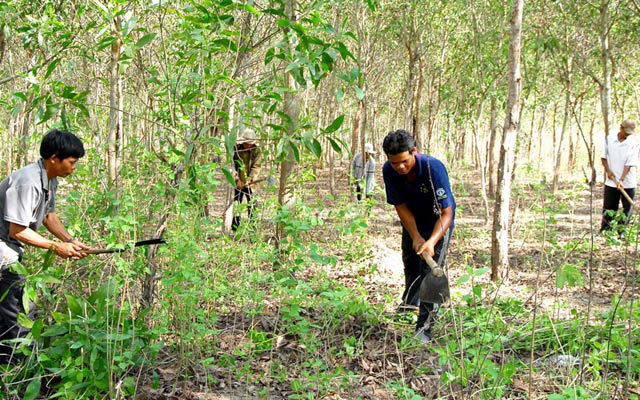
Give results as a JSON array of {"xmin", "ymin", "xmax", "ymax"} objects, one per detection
[
  {"xmin": 382, "ymin": 129, "xmax": 416, "ymax": 155},
  {"xmin": 40, "ymin": 129, "xmax": 85, "ymax": 160}
]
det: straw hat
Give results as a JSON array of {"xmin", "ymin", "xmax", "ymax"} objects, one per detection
[{"xmin": 238, "ymin": 128, "xmax": 257, "ymax": 145}]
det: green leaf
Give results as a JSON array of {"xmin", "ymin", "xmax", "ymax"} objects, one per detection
[
  {"xmin": 44, "ymin": 58, "xmax": 60, "ymax": 79},
  {"xmin": 303, "ymin": 137, "xmax": 322, "ymax": 158},
  {"xmin": 23, "ymin": 376, "xmax": 41, "ymax": 400},
  {"xmin": 355, "ymin": 87, "xmax": 364, "ymax": 100},
  {"xmin": 327, "ymin": 137, "xmax": 342, "ymax": 153},
  {"xmin": 323, "ymin": 115, "xmax": 344, "ymax": 134},
  {"xmin": 221, "ymin": 167, "xmax": 236, "ymax": 187},
  {"xmin": 311, "ymin": 139, "xmax": 322, "ymax": 157},
  {"xmin": 457, "ymin": 274, "xmax": 470, "ymax": 284},
  {"xmin": 276, "ymin": 18, "xmax": 290, "ymax": 29},
  {"xmin": 17, "ymin": 312, "xmax": 33, "ymax": 329},
  {"xmin": 289, "ymin": 141, "xmax": 300, "ymax": 162},
  {"xmin": 265, "ymin": 48, "xmax": 275, "ymax": 65},
  {"xmin": 556, "ymin": 264, "xmax": 583, "ymax": 288},
  {"xmin": 135, "ymin": 33, "xmax": 156, "ymax": 49},
  {"xmin": 473, "ymin": 267, "xmax": 490, "ymax": 276},
  {"xmin": 66, "ymin": 294, "xmax": 83, "ymax": 317},
  {"xmin": 224, "ymin": 132, "xmax": 236, "ymax": 157},
  {"xmin": 31, "ymin": 319, "xmax": 43, "ymax": 340}
]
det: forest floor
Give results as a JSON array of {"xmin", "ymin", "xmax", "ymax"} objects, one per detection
[{"xmin": 136, "ymin": 163, "xmax": 639, "ymax": 400}]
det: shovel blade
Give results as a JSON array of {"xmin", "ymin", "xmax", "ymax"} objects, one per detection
[{"xmin": 419, "ymin": 272, "xmax": 450, "ymax": 304}]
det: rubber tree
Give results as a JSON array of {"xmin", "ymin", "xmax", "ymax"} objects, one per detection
[{"xmin": 491, "ymin": 0, "xmax": 524, "ymax": 281}]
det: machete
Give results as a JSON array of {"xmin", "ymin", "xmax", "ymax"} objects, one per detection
[{"xmin": 85, "ymin": 238, "xmax": 166, "ymax": 255}]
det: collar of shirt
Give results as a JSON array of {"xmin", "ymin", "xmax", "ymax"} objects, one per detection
[{"xmin": 37, "ymin": 158, "xmax": 50, "ymax": 201}]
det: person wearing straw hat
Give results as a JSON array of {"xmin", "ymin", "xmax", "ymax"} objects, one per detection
[
  {"xmin": 600, "ymin": 119, "xmax": 638, "ymax": 234},
  {"xmin": 232, "ymin": 128, "xmax": 261, "ymax": 231},
  {"xmin": 350, "ymin": 143, "xmax": 377, "ymax": 201}
]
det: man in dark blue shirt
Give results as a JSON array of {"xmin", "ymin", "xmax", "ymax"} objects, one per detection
[{"xmin": 382, "ymin": 129, "xmax": 455, "ymax": 343}]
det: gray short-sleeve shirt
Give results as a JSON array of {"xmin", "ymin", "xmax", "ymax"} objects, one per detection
[{"xmin": 0, "ymin": 159, "xmax": 58, "ymax": 265}]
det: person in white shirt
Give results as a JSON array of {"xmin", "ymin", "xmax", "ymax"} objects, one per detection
[
  {"xmin": 350, "ymin": 143, "xmax": 377, "ymax": 201},
  {"xmin": 600, "ymin": 119, "xmax": 638, "ymax": 233}
]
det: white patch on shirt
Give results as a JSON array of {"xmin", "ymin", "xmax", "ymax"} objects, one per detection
[{"xmin": 436, "ymin": 188, "xmax": 447, "ymax": 199}]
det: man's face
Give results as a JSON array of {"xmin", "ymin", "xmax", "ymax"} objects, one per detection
[
  {"xmin": 387, "ymin": 148, "xmax": 416, "ymax": 175},
  {"xmin": 52, "ymin": 156, "xmax": 79, "ymax": 177}
]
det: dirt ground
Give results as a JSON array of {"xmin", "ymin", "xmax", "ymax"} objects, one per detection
[{"xmin": 136, "ymin": 163, "xmax": 639, "ymax": 399}]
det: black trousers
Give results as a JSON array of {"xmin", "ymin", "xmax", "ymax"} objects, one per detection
[
  {"xmin": 355, "ymin": 183, "xmax": 363, "ymax": 201},
  {"xmin": 601, "ymin": 185, "xmax": 635, "ymax": 232},
  {"xmin": 0, "ymin": 267, "xmax": 33, "ymax": 364},
  {"xmin": 232, "ymin": 186, "xmax": 254, "ymax": 231},
  {"xmin": 401, "ymin": 225, "xmax": 453, "ymax": 331}
]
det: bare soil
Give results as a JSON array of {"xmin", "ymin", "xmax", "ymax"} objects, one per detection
[{"xmin": 136, "ymin": 164, "xmax": 639, "ymax": 399}]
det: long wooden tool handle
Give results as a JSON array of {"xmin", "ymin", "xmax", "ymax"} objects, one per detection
[
  {"xmin": 85, "ymin": 248, "xmax": 122, "ymax": 255},
  {"xmin": 420, "ymin": 253, "xmax": 444, "ymax": 277},
  {"xmin": 618, "ymin": 186, "xmax": 638, "ymax": 210}
]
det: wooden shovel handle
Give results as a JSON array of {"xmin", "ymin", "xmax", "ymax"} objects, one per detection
[
  {"xmin": 421, "ymin": 253, "xmax": 444, "ymax": 277},
  {"xmin": 618, "ymin": 186, "xmax": 638, "ymax": 210}
]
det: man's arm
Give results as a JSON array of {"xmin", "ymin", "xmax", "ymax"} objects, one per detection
[
  {"xmin": 43, "ymin": 212, "xmax": 89, "ymax": 252},
  {"xmin": 618, "ymin": 165, "xmax": 632, "ymax": 188},
  {"xmin": 602, "ymin": 157, "xmax": 615, "ymax": 180},
  {"xmin": 424, "ymin": 206, "xmax": 453, "ymax": 257},
  {"xmin": 9, "ymin": 222, "xmax": 85, "ymax": 259}
]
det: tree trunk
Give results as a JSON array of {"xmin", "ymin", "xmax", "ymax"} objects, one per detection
[
  {"xmin": 351, "ymin": 101, "xmax": 363, "ymax": 155},
  {"xmin": 108, "ymin": 17, "xmax": 122, "ymax": 184},
  {"xmin": 552, "ymin": 86, "xmax": 571, "ymax": 192},
  {"xmin": 488, "ymin": 96, "xmax": 498, "ymax": 198},
  {"xmin": 537, "ymin": 104, "xmax": 547, "ymax": 171},
  {"xmin": 490, "ymin": 0, "xmax": 523, "ymax": 282},
  {"xmin": 599, "ymin": 0, "xmax": 612, "ymax": 136},
  {"xmin": 277, "ymin": 0, "xmax": 300, "ymax": 240},
  {"xmin": 473, "ymin": 100, "xmax": 490, "ymax": 223}
]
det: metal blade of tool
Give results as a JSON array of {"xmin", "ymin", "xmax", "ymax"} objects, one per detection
[
  {"xmin": 85, "ymin": 238, "xmax": 166, "ymax": 255},
  {"xmin": 418, "ymin": 253, "xmax": 450, "ymax": 303}
]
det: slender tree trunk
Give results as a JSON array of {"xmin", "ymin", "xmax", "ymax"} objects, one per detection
[
  {"xmin": 600, "ymin": 0, "xmax": 612, "ymax": 136},
  {"xmin": 108, "ymin": 17, "xmax": 122, "ymax": 184},
  {"xmin": 553, "ymin": 86, "xmax": 571, "ymax": 192},
  {"xmin": 414, "ymin": 57, "xmax": 425, "ymax": 147},
  {"xmin": 351, "ymin": 101, "xmax": 363, "ymax": 155},
  {"xmin": 473, "ymin": 100, "xmax": 490, "ymax": 223},
  {"xmin": 488, "ymin": 96, "xmax": 498, "ymax": 198},
  {"xmin": 277, "ymin": 0, "xmax": 300, "ymax": 240},
  {"xmin": 491, "ymin": 0, "xmax": 523, "ymax": 282},
  {"xmin": 537, "ymin": 104, "xmax": 547, "ymax": 171},
  {"xmin": 526, "ymin": 104, "xmax": 536, "ymax": 162}
]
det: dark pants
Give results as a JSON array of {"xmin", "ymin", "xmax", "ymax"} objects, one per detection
[
  {"xmin": 0, "ymin": 267, "xmax": 32, "ymax": 364},
  {"xmin": 600, "ymin": 185, "xmax": 635, "ymax": 232},
  {"xmin": 355, "ymin": 184, "xmax": 363, "ymax": 201},
  {"xmin": 232, "ymin": 186, "xmax": 254, "ymax": 231},
  {"xmin": 401, "ymin": 226, "xmax": 453, "ymax": 332}
]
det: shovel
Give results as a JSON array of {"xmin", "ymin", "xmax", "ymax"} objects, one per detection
[
  {"xmin": 418, "ymin": 253, "xmax": 450, "ymax": 304},
  {"xmin": 85, "ymin": 238, "xmax": 166, "ymax": 255}
]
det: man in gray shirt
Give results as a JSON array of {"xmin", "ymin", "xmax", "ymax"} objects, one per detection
[{"xmin": 0, "ymin": 129, "xmax": 89, "ymax": 364}]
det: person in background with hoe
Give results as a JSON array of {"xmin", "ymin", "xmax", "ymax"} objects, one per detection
[
  {"xmin": 0, "ymin": 129, "xmax": 89, "ymax": 364},
  {"xmin": 600, "ymin": 119, "xmax": 638, "ymax": 236},
  {"xmin": 232, "ymin": 128, "xmax": 261, "ymax": 232},
  {"xmin": 382, "ymin": 129, "xmax": 455, "ymax": 344},
  {"xmin": 350, "ymin": 143, "xmax": 377, "ymax": 201}
]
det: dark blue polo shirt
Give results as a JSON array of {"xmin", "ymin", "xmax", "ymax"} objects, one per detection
[{"xmin": 383, "ymin": 153, "xmax": 456, "ymax": 233}]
